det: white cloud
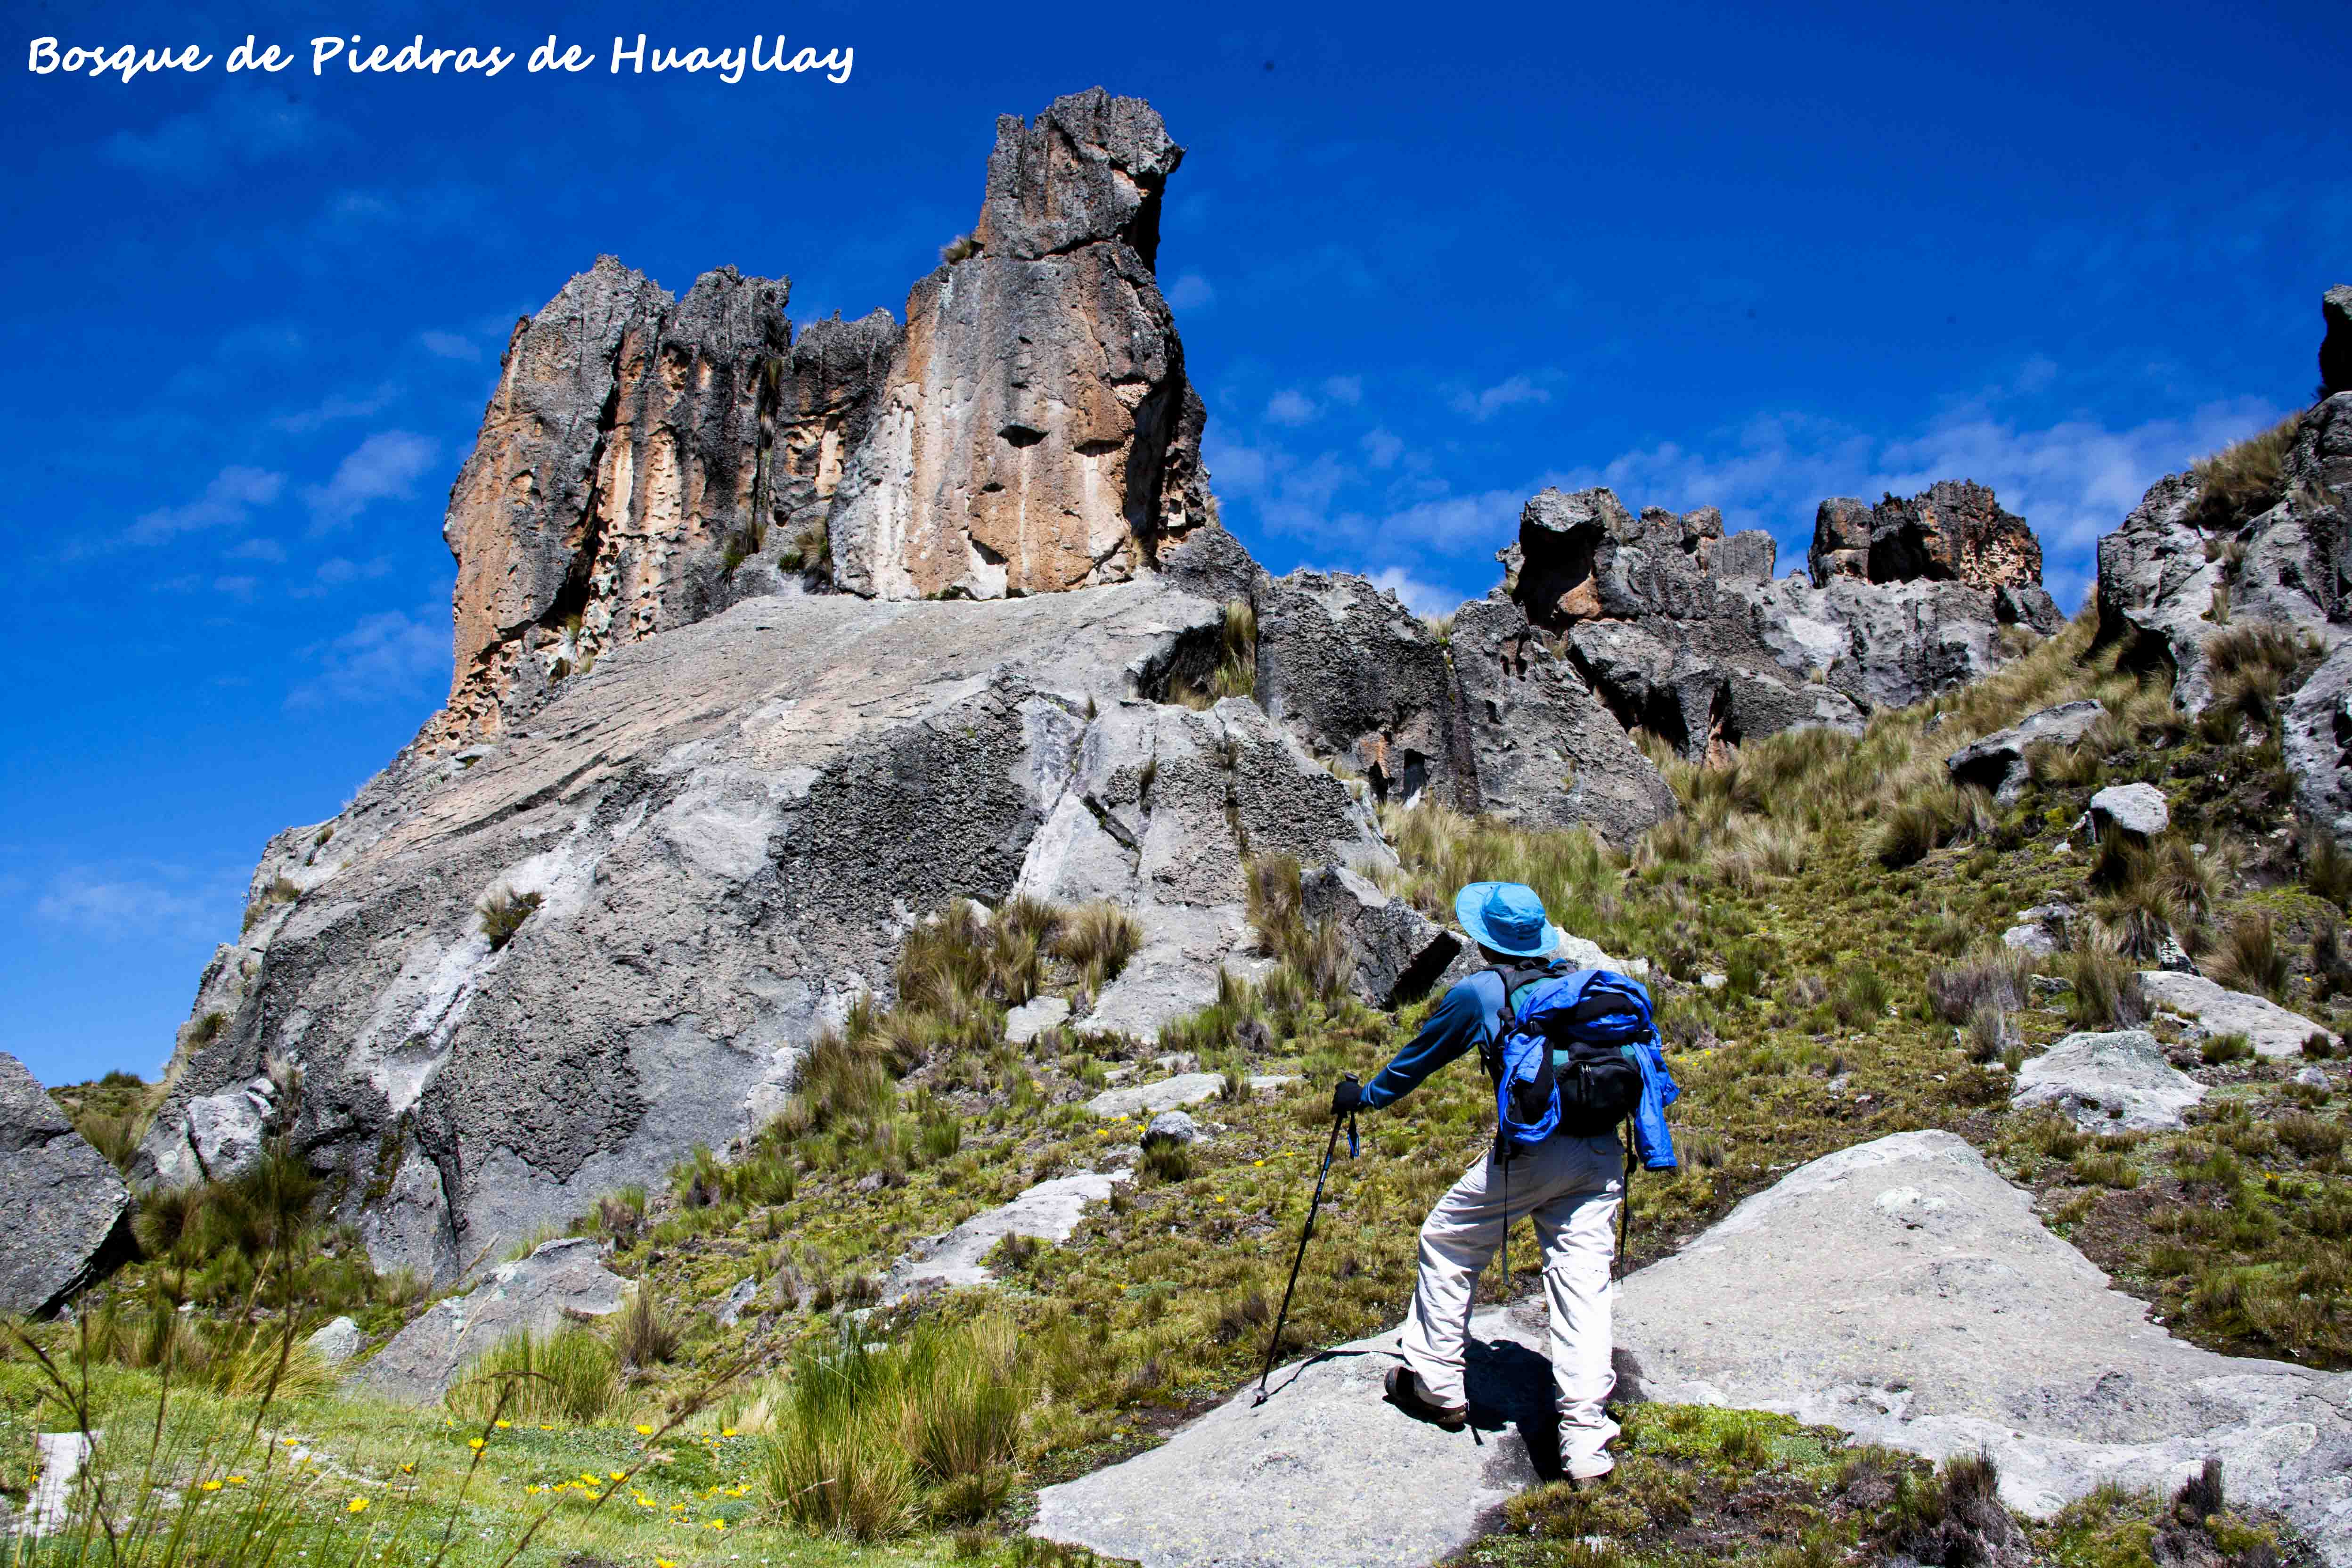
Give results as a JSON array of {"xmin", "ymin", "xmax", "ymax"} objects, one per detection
[
  {"xmin": 1361, "ymin": 428, "xmax": 1404, "ymax": 469},
  {"xmin": 35, "ymin": 870, "xmax": 222, "ymax": 941},
  {"xmin": 293, "ymin": 555, "xmax": 394, "ymax": 596},
  {"xmin": 1322, "ymin": 376, "xmax": 1364, "ymax": 405},
  {"xmin": 213, "ymin": 574, "xmax": 258, "ymax": 602},
  {"xmin": 273, "ymin": 383, "xmax": 400, "ymax": 435},
  {"xmin": 304, "ymin": 431, "xmax": 438, "ymax": 531},
  {"xmin": 225, "ymin": 536, "xmax": 287, "ymax": 563},
  {"xmin": 1165, "ymin": 272, "xmax": 1216, "ymax": 311},
  {"xmin": 1368, "ymin": 566, "xmax": 1462, "ymax": 619},
  {"xmin": 1265, "ymin": 388, "xmax": 1319, "ymax": 426},
  {"xmin": 287, "ymin": 608, "xmax": 448, "ymax": 709},
  {"xmin": 1451, "ymin": 374, "xmax": 1550, "ymax": 421},
  {"xmin": 420, "ymin": 329, "xmax": 483, "ymax": 361},
  {"xmin": 126, "ymin": 465, "xmax": 286, "ymax": 548}
]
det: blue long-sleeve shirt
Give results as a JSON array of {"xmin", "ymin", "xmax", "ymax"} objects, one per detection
[{"xmin": 1358, "ymin": 967, "xmax": 1682, "ymax": 1170}]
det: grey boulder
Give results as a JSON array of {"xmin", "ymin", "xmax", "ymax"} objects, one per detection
[
  {"xmin": 2086, "ymin": 782, "xmax": 2169, "ymax": 840},
  {"xmin": 1004, "ymin": 995, "xmax": 1072, "ymax": 1045},
  {"xmin": 2139, "ymin": 971, "xmax": 2338, "ymax": 1059},
  {"xmin": 1617, "ymin": 1131, "xmax": 2352, "ymax": 1558},
  {"xmin": 0, "ymin": 1052, "xmax": 133, "ymax": 1317},
  {"xmin": 1298, "ymin": 863, "xmax": 1462, "ymax": 1009},
  {"xmin": 147, "ymin": 582, "xmax": 1390, "ymax": 1287},
  {"xmin": 2286, "ymin": 640, "xmax": 2352, "ymax": 842},
  {"xmin": 306, "ymin": 1315, "xmax": 364, "ymax": 1365},
  {"xmin": 2011, "ymin": 1030, "xmax": 2204, "ymax": 1131},
  {"xmin": 351, "ymin": 1236, "xmax": 625, "ymax": 1404},
  {"xmin": 1946, "ymin": 700, "xmax": 2107, "ymax": 801},
  {"xmin": 1142, "ymin": 1109, "xmax": 1199, "ymax": 1146},
  {"xmin": 139, "ymin": 1074, "xmax": 280, "ymax": 1188}
]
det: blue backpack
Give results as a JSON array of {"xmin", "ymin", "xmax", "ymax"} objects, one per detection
[{"xmin": 1482, "ymin": 963, "xmax": 1657, "ymax": 1148}]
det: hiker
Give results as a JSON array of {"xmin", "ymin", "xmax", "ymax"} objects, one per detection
[{"xmin": 1331, "ymin": 881, "xmax": 1677, "ymax": 1480}]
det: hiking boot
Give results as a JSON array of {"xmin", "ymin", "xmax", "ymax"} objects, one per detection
[
  {"xmin": 1564, "ymin": 1450, "xmax": 1616, "ymax": 1482},
  {"xmin": 1383, "ymin": 1364, "xmax": 1467, "ymax": 1429}
]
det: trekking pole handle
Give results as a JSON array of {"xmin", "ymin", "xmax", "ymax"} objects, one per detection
[{"xmin": 1341, "ymin": 1073, "xmax": 1359, "ymax": 1159}]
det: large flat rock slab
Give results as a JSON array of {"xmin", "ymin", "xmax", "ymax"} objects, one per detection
[
  {"xmin": 1616, "ymin": 1131, "xmax": 2352, "ymax": 1562},
  {"xmin": 884, "ymin": 1170, "xmax": 1127, "ymax": 1302},
  {"xmin": 1085, "ymin": 1073, "xmax": 1225, "ymax": 1120},
  {"xmin": 1033, "ymin": 1309, "xmax": 1556, "ymax": 1568},
  {"xmin": 2140, "ymin": 971, "xmax": 2338, "ymax": 1058}
]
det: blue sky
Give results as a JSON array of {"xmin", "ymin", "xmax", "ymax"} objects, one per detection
[{"xmin": 4, "ymin": 0, "xmax": 2344, "ymax": 1086}]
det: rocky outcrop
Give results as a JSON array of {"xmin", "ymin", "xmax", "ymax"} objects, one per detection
[
  {"xmin": 882, "ymin": 1169, "xmax": 1127, "ymax": 1303},
  {"xmin": 1617, "ymin": 1132, "xmax": 2352, "ymax": 1559},
  {"xmin": 354, "ymin": 1236, "xmax": 624, "ymax": 1404},
  {"xmin": 143, "ymin": 581, "xmax": 1390, "ymax": 1283},
  {"xmin": 437, "ymin": 90, "xmax": 1207, "ymax": 744},
  {"xmin": 1035, "ymin": 1304, "xmax": 1560, "ymax": 1568},
  {"xmin": 1946, "ymin": 699, "xmax": 2107, "ymax": 801},
  {"xmin": 2139, "ymin": 971, "xmax": 2337, "ymax": 1059},
  {"xmin": 1450, "ymin": 596, "xmax": 1681, "ymax": 841},
  {"xmin": 136, "ymin": 1071, "xmax": 281, "ymax": 1188},
  {"xmin": 2095, "ymin": 394, "xmax": 2352, "ymax": 718},
  {"xmin": 2323, "ymin": 285, "xmax": 2352, "ymax": 399},
  {"xmin": 1807, "ymin": 482, "xmax": 2047, "ymax": 596},
  {"xmin": 827, "ymin": 90, "xmax": 1210, "ymax": 601},
  {"xmin": 1496, "ymin": 482, "xmax": 2053, "ymax": 766},
  {"xmin": 0, "ymin": 1053, "xmax": 133, "ymax": 1317}
]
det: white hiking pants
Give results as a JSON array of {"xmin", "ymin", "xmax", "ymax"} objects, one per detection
[{"xmin": 1396, "ymin": 1132, "xmax": 1624, "ymax": 1465}]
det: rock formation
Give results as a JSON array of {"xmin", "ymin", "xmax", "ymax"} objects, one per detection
[
  {"xmin": 1807, "ymin": 481, "xmax": 2045, "ymax": 592},
  {"xmin": 1494, "ymin": 481, "xmax": 2058, "ymax": 765},
  {"xmin": 830, "ymin": 90, "xmax": 1210, "ymax": 602},
  {"xmin": 438, "ymin": 89, "xmax": 1205, "ymax": 745},
  {"xmin": 0, "ymin": 1051, "xmax": 133, "ymax": 1317},
  {"xmin": 2323, "ymin": 284, "xmax": 2352, "ymax": 400}
]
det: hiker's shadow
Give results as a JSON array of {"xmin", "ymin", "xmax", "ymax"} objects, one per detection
[{"xmin": 1462, "ymin": 1337, "xmax": 1561, "ymax": 1483}]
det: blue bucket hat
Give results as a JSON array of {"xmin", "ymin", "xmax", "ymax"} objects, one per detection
[{"xmin": 1453, "ymin": 881, "xmax": 1564, "ymax": 959}]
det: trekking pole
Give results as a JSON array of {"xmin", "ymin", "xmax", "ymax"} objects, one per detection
[{"xmin": 1254, "ymin": 1075, "xmax": 1358, "ymax": 1406}]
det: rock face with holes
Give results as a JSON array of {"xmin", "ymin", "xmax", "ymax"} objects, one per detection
[
  {"xmin": 142, "ymin": 581, "xmax": 1389, "ymax": 1284},
  {"xmin": 827, "ymin": 89, "xmax": 1210, "ymax": 601},
  {"xmin": 1252, "ymin": 569, "xmax": 1472, "ymax": 811},
  {"xmin": 1494, "ymin": 482, "xmax": 2056, "ymax": 766},
  {"xmin": 0, "ymin": 1052, "xmax": 133, "ymax": 1318},
  {"xmin": 1616, "ymin": 1131, "xmax": 2352, "ymax": 1561}
]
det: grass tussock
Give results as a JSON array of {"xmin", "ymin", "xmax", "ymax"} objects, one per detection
[
  {"xmin": 478, "ymin": 886, "xmax": 543, "ymax": 950},
  {"xmin": 762, "ymin": 1315, "xmax": 1032, "ymax": 1539},
  {"xmin": 2187, "ymin": 410, "xmax": 2301, "ymax": 535},
  {"xmin": 447, "ymin": 1325, "xmax": 621, "ymax": 1425},
  {"xmin": 1169, "ymin": 599, "xmax": 1258, "ymax": 708}
]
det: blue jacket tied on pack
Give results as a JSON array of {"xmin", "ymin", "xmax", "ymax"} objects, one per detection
[{"xmin": 1359, "ymin": 966, "xmax": 1681, "ymax": 1169}]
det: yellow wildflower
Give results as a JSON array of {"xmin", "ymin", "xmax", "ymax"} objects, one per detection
[
  {"xmin": 346, "ymin": 1498, "xmax": 368, "ymax": 1514},
  {"xmin": 226, "ymin": 1476, "xmax": 247, "ymax": 1486},
  {"xmin": 199, "ymin": 1479, "xmax": 223, "ymax": 1492},
  {"xmin": 635, "ymin": 1423, "xmax": 655, "ymax": 1436},
  {"xmin": 467, "ymin": 1437, "xmax": 485, "ymax": 1450},
  {"xmin": 610, "ymin": 1470, "xmax": 625, "ymax": 1481},
  {"xmin": 495, "ymin": 1420, "xmax": 511, "ymax": 1429},
  {"xmin": 720, "ymin": 1427, "xmax": 738, "ymax": 1438}
]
